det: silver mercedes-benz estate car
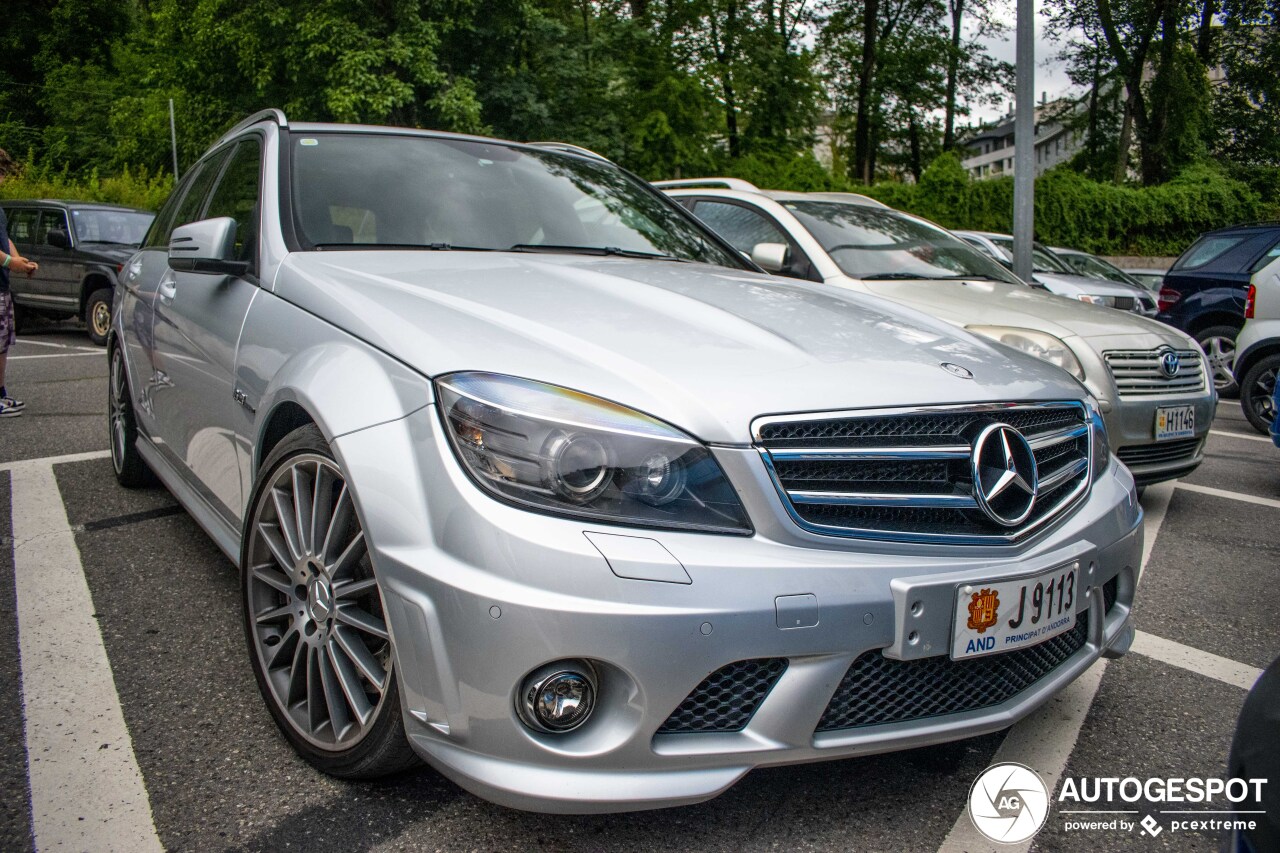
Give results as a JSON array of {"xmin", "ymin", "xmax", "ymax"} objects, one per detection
[{"xmin": 110, "ymin": 110, "xmax": 1142, "ymax": 813}]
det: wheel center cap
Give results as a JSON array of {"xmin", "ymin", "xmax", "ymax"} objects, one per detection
[{"xmin": 307, "ymin": 578, "xmax": 334, "ymax": 623}]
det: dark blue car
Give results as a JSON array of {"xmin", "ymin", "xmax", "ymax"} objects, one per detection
[{"xmin": 1157, "ymin": 223, "xmax": 1280, "ymax": 396}]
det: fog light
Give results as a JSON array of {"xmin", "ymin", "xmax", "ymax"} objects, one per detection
[{"xmin": 518, "ymin": 661, "xmax": 597, "ymax": 733}]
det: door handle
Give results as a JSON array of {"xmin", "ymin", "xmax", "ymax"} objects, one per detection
[{"xmin": 158, "ymin": 272, "xmax": 177, "ymax": 305}]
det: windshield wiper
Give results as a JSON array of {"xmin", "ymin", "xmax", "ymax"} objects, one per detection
[
  {"xmin": 508, "ymin": 244, "xmax": 687, "ymax": 262},
  {"xmin": 861, "ymin": 272, "xmax": 938, "ymax": 280},
  {"xmin": 312, "ymin": 242, "xmax": 496, "ymax": 251}
]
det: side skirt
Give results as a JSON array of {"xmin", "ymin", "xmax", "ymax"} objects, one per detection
[{"xmin": 136, "ymin": 438, "xmax": 242, "ymax": 568}]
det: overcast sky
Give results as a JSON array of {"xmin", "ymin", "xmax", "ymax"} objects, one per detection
[{"xmin": 967, "ymin": 0, "xmax": 1077, "ymax": 126}]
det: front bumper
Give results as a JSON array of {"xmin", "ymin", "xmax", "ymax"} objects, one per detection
[
  {"xmin": 1102, "ymin": 393, "xmax": 1214, "ymax": 485},
  {"xmin": 332, "ymin": 406, "xmax": 1143, "ymax": 813}
]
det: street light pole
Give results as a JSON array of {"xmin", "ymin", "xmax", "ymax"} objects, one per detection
[
  {"xmin": 1012, "ymin": 0, "xmax": 1035, "ymax": 282},
  {"xmin": 169, "ymin": 99, "xmax": 180, "ymax": 182}
]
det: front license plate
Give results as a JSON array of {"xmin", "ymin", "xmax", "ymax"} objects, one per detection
[
  {"xmin": 1155, "ymin": 405, "xmax": 1195, "ymax": 441},
  {"xmin": 951, "ymin": 564, "xmax": 1078, "ymax": 660}
]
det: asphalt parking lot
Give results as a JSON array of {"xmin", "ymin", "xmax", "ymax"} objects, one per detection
[{"xmin": 1, "ymin": 324, "xmax": 1276, "ymax": 853}]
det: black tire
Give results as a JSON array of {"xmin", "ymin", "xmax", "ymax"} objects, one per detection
[
  {"xmin": 1240, "ymin": 354, "xmax": 1280, "ymax": 435},
  {"xmin": 241, "ymin": 424, "xmax": 420, "ymax": 780},
  {"xmin": 1196, "ymin": 325, "xmax": 1241, "ymax": 397},
  {"xmin": 85, "ymin": 287, "xmax": 112, "ymax": 346},
  {"xmin": 108, "ymin": 344, "xmax": 155, "ymax": 487}
]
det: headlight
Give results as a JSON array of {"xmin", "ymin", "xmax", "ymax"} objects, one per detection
[
  {"xmin": 1086, "ymin": 397, "xmax": 1110, "ymax": 475},
  {"xmin": 967, "ymin": 325, "xmax": 1086, "ymax": 381},
  {"xmin": 436, "ymin": 372, "xmax": 752, "ymax": 534},
  {"xmin": 1077, "ymin": 294, "xmax": 1115, "ymax": 307}
]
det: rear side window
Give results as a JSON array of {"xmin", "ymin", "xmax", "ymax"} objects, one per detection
[
  {"xmin": 1173, "ymin": 234, "xmax": 1249, "ymax": 271},
  {"xmin": 7, "ymin": 209, "xmax": 37, "ymax": 244},
  {"xmin": 1249, "ymin": 238, "xmax": 1280, "ymax": 274}
]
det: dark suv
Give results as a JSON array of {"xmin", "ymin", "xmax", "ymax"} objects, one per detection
[
  {"xmin": 3, "ymin": 200, "xmax": 155, "ymax": 344},
  {"xmin": 1156, "ymin": 222, "xmax": 1280, "ymax": 395}
]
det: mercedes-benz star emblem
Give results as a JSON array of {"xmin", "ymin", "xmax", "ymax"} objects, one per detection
[
  {"xmin": 971, "ymin": 423, "xmax": 1039, "ymax": 527},
  {"xmin": 941, "ymin": 362, "xmax": 974, "ymax": 379},
  {"xmin": 1158, "ymin": 348, "xmax": 1181, "ymax": 379}
]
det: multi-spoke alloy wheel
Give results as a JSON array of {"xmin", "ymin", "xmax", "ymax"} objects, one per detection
[
  {"xmin": 243, "ymin": 425, "xmax": 418, "ymax": 777},
  {"xmin": 108, "ymin": 344, "xmax": 151, "ymax": 487},
  {"xmin": 1241, "ymin": 354, "xmax": 1280, "ymax": 434},
  {"xmin": 1197, "ymin": 327, "xmax": 1239, "ymax": 396}
]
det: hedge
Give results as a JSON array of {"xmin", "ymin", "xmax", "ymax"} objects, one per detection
[{"xmin": 0, "ymin": 155, "xmax": 172, "ymax": 211}]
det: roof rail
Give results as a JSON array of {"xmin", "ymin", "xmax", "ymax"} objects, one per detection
[
  {"xmin": 803, "ymin": 191, "xmax": 889, "ymax": 209},
  {"xmin": 651, "ymin": 177, "xmax": 762, "ymax": 192},
  {"xmin": 526, "ymin": 141, "xmax": 613, "ymax": 163},
  {"xmin": 217, "ymin": 109, "xmax": 288, "ymax": 146}
]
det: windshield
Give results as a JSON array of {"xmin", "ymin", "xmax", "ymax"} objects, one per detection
[
  {"xmin": 287, "ymin": 133, "xmax": 744, "ymax": 267},
  {"xmin": 783, "ymin": 202, "xmax": 1021, "ymax": 284},
  {"xmin": 70, "ymin": 209, "xmax": 154, "ymax": 246},
  {"xmin": 989, "ymin": 237, "xmax": 1072, "ymax": 274},
  {"xmin": 1064, "ymin": 252, "xmax": 1140, "ymax": 285}
]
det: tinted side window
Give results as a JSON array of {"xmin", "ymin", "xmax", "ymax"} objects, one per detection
[
  {"xmin": 204, "ymin": 137, "xmax": 262, "ymax": 265},
  {"xmin": 693, "ymin": 200, "xmax": 788, "ymax": 255},
  {"xmin": 36, "ymin": 210, "xmax": 70, "ymax": 246},
  {"xmin": 1172, "ymin": 235, "xmax": 1249, "ymax": 271},
  {"xmin": 172, "ymin": 148, "xmax": 232, "ymax": 233},
  {"xmin": 145, "ymin": 171, "xmax": 199, "ymax": 249},
  {"xmin": 1249, "ymin": 237, "xmax": 1280, "ymax": 274},
  {"xmin": 692, "ymin": 199, "xmax": 823, "ymax": 281},
  {"xmin": 7, "ymin": 209, "xmax": 37, "ymax": 244}
]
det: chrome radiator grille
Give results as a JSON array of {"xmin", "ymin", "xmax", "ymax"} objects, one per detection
[
  {"xmin": 755, "ymin": 403, "xmax": 1092, "ymax": 544},
  {"xmin": 1103, "ymin": 349, "xmax": 1206, "ymax": 398}
]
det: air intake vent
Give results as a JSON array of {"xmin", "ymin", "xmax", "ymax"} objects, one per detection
[
  {"xmin": 816, "ymin": 615, "xmax": 1089, "ymax": 732},
  {"xmin": 657, "ymin": 658, "xmax": 788, "ymax": 733}
]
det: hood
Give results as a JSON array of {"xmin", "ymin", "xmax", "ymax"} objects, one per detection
[
  {"xmin": 853, "ymin": 276, "xmax": 1184, "ymax": 339},
  {"xmin": 1035, "ymin": 271, "xmax": 1147, "ymax": 298},
  {"xmin": 78, "ymin": 243, "xmax": 139, "ymax": 264},
  {"xmin": 272, "ymin": 252, "xmax": 1088, "ymax": 443}
]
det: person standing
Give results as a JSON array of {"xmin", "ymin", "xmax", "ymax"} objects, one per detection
[{"xmin": 0, "ymin": 148, "xmax": 40, "ymax": 418}]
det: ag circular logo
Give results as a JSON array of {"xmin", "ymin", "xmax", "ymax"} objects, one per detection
[{"xmin": 967, "ymin": 762, "xmax": 1050, "ymax": 843}]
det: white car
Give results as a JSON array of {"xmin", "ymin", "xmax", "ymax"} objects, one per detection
[
  {"xmin": 659, "ymin": 179, "xmax": 1214, "ymax": 485},
  {"xmin": 1233, "ymin": 255, "xmax": 1280, "ymax": 432}
]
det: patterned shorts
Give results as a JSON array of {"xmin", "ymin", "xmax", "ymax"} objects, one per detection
[{"xmin": 0, "ymin": 292, "xmax": 13, "ymax": 355}]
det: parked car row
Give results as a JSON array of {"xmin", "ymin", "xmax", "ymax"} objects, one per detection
[{"xmin": 655, "ymin": 178, "xmax": 1213, "ymax": 486}]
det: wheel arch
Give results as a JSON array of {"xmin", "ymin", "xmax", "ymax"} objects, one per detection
[
  {"xmin": 1187, "ymin": 311, "xmax": 1244, "ymax": 338},
  {"xmin": 78, "ymin": 272, "xmax": 115, "ymax": 318},
  {"xmin": 246, "ymin": 342, "xmax": 433, "ymax": 483},
  {"xmin": 1235, "ymin": 340, "xmax": 1280, "ymax": 385}
]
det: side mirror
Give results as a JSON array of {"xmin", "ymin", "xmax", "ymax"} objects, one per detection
[
  {"xmin": 168, "ymin": 217, "xmax": 247, "ymax": 276},
  {"xmin": 751, "ymin": 242, "xmax": 790, "ymax": 273},
  {"xmin": 47, "ymin": 228, "xmax": 70, "ymax": 249}
]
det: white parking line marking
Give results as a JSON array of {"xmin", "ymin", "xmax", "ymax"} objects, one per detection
[
  {"xmin": 14, "ymin": 340, "xmax": 74, "ymax": 349},
  {"xmin": 8, "ymin": 464, "xmax": 163, "ymax": 852},
  {"xmin": 1175, "ymin": 481, "xmax": 1280, "ymax": 510},
  {"xmin": 0, "ymin": 450, "xmax": 112, "ymax": 474},
  {"xmin": 7, "ymin": 352, "xmax": 104, "ymax": 361},
  {"xmin": 936, "ymin": 481, "xmax": 1175, "ymax": 853},
  {"xmin": 1209, "ymin": 429, "xmax": 1273, "ymax": 443},
  {"xmin": 1130, "ymin": 631, "xmax": 1262, "ymax": 691}
]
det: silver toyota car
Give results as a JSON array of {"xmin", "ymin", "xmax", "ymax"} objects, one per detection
[{"xmin": 110, "ymin": 111, "xmax": 1141, "ymax": 813}]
